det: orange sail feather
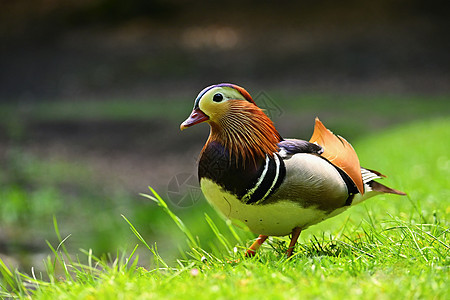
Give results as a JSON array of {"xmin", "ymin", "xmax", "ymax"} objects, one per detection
[{"xmin": 309, "ymin": 118, "xmax": 364, "ymax": 194}]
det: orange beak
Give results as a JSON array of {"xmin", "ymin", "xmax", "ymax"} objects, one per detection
[{"xmin": 180, "ymin": 108, "xmax": 209, "ymax": 131}]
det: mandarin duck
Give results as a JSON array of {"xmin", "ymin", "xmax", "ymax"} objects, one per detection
[{"xmin": 180, "ymin": 83, "xmax": 406, "ymax": 257}]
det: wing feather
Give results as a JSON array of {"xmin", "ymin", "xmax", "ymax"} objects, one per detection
[{"xmin": 309, "ymin": 118, "xmax": 365, "ymax": 194}]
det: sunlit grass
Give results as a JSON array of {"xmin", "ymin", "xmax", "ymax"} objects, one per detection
[{"xmin": 0, "ymin": 117, "xmax": 449, "ymax": 299}]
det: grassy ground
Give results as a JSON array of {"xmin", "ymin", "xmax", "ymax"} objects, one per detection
[{"xmin": 0, "ymin": 116, "xmax": 448, "ymax": 299}]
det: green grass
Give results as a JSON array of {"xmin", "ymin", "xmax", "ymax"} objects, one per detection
[
  {"xmin": 0, "ymin": 147, "xmax": 184, "ymax": 269},
  {"xmin": 1, "ymin": 117, "xmax": 449, "ymax": 299},
  {"xmin": 0, "ymin": 149, "xmax": 127, "ymax": 255}
]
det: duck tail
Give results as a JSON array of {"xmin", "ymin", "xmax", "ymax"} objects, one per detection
[
  {"xmin": 361, "ymin": 167, "xmax": 406, "ymax": 195},
  {"xmin": 368, "ymin": 181, "xmax": 406, "ymax": 195}
]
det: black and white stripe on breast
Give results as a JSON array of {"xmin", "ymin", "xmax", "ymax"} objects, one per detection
[
  {"xmin": 242, "ymin": 154, "xmax": 286, "ymax": 205},
  {"xmin": 198, "ymin": 141, "xmax": 286, "ymax": 204}
]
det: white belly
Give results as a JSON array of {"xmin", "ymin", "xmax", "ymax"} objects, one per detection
[{"xmin": 201, "ymin": 178, "xmax": 345, "ymax": 236}]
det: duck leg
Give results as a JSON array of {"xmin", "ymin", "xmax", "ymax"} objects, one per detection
[
  {"xmin": 245, "ymin": 235, "xmax": 268, "ymax": 257},
  {"xmin": 286, "ymin": 227, "xmax": 302, "ymax": 257}
]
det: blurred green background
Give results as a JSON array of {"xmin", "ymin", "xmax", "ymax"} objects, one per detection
[{"xmin": 0, "ymin": 0, "xmax": 449, "ymax": 271}]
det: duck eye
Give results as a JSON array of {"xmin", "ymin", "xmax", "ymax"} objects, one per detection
[{"xmin": 213, "ymin": 93, "xmax": 224, "ymax": 102}]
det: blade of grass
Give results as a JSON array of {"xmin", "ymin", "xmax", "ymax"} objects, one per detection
[
  {"xmin": 204, "ymin": 213, "xmax": 232, "ymax": 253},
  {"xmin": 0, "ymin": 257, "xmax": 18, "ymax": 294},
  {"xmin": 53, "ymin": 215, "xmax": 74, "ymax": 266},
  {"xmin": 140, "ymin": 187, "xmax": 198, "ymax": 249},
  {"xmin": 121, "ymin": 214, "xmax": 169, "ymax": 269}
]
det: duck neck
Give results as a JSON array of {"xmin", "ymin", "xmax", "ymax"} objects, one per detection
[{"xmin": 203, "ymin": 100, "xmax": 282, "ymax": 165}]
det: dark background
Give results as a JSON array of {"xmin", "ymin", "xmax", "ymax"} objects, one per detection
[
  {"xmin": 0, "ymin": 0, "xmax": 448, "ymax": 270},
  {"xmin": 1, "ymin": 0, "xmax": 449, "ymax": 100}
]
